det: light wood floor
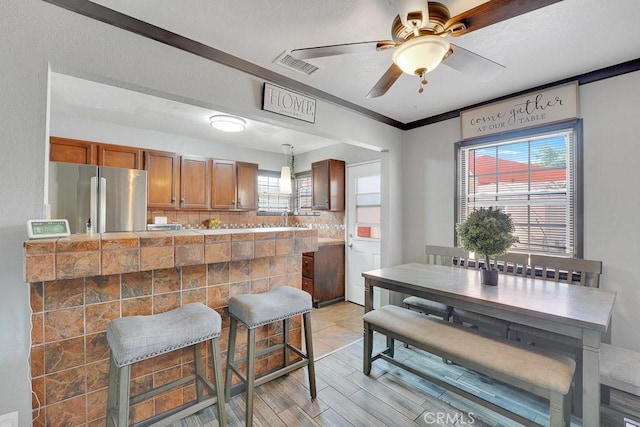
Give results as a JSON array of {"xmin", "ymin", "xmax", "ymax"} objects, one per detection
[{"xmin": 175, "ymin": 301, "xmax": 640, "ymax": 427}]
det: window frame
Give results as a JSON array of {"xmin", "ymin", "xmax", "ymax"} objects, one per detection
[
  {"xmin": 455, "ymin": 119, "xmax": 583, "ymax": 258},
  {"xmin": 256, "ymin": 169, "xmax": 293, "ymax": 216}
]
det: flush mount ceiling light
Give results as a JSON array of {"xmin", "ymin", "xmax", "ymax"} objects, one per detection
[{"xmin": 209, "ymin": 115, "xmax": 246, "ymax": 132}]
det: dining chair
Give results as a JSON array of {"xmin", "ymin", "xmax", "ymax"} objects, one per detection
[
  {"xmin": 403, "ymin": 245, "xmax": 471, "ymax": 322},
  {"xmin": 452, "ymin": 252, "xmax": 530, "ymax": 338},
  {"xmin": 508, "ymin": 254, "xmax": 603, "ymax": 416},
  {"xmin": 508, "ymin": 255, "xmax": 603, "ymax": 343}
]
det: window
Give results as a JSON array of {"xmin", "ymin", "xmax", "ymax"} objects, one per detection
[
  {"xmin": 257, "ymin": 170, "xmax": 292, "ymax": 214},
  {"xmin": 355, "ymin": 174, "xmax": 381, "ymax": 239},
  {"xmin": 295, "ymin": 171, "xmax": 312, "ymax": 211},
  {"xmin": 456, "ymin": 120, "xmax": 583, "ymax": 257}
]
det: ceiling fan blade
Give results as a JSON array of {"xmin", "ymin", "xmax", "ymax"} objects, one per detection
[
  {"xmin": 367, "ymin": 63, "xmax": 404, "ymax": 98},
  {"xmin": 442, "ymin": 43, "xmax": 505, "ymax": 82},
  {"xmin": 291, "ymin": 41, "xmax": 394, "ymax": 60},
  {"xmin": 446, "ymin": 0, "xmax": 564, "ymax": 35}
]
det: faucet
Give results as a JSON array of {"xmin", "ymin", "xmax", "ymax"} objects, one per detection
[{"xmin": 281, "ymin": 209, "xmax": 289, "ymax": 227}]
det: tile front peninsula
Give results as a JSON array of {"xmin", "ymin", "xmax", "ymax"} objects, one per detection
[{"xmin": 24, "ymin": 228, "xmax": 317, "ymax": 426}]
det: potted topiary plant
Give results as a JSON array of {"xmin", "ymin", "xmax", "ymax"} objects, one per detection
[{"xmin": 456, "ymin": 207, "xmax": 519, "ymax": 286}]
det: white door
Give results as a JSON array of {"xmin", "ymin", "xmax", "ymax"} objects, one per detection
[{"xmin": 346, "ymin": 161, "xmax": 381, "ymax": 306}]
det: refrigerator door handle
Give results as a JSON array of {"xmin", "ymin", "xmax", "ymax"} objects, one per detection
[
  {"xmin": 90, "ymin": 176, "xmax": 98, "ymax": 233},
  {"xmin": 99, "ymin": 177, "xmax": 107, "ymax": 233}
]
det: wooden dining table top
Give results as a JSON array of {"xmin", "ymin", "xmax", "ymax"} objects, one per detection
[{"xmin": 362, "ymin": 262, "xmax": 616, "ymax": 333}]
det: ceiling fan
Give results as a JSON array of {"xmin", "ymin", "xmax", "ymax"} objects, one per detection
[{"xmin": 290, "ymin": 0, "xmax": 563, "ymax": 98}]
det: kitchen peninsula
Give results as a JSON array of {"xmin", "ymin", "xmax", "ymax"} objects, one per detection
[{"xmin": 24, "ymin": 227, "xmax": 317, "ymax": 426}]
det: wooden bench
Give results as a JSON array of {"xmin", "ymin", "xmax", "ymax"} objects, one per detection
[
  {"xmin": 363, "ymin": 305, "xmax": 576, "ymax": 427},
  {"xmin": 600, "ymin": 343, "xmax": 640, "ymax": 418}
]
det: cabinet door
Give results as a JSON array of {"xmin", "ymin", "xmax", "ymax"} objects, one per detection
[
  {"xmin": 180, "ymin": 155, "xmax": 210, "ymax": 209},
  {"xmin": 97, "ymin": 143, "xmax": 143, "ymax": 169},
  {"xmin": 211, "ymin": 159, "xmax": 236, "ymax": 209},
  {"xmin": 236, "ymin": 162, "xmax": 258, "ymax": 210},
  {"xmin": 312, "ymin": 159, "xmax": 345, "ymax": 211},
  {"xmin": 314, "ymin": 245, "xmax": 345, "ymax": 305},
  {"xmin": 328, "ymin": 159, "xmax": 345, "ymax": 212},
  {"xmin": 145, "ymin": 150, "xmax": 179, "ymax": 209},
  {"xmin": 311, "ymin": 160, "xmax": 330, "ymax": 210},
  {"xmin": 49, "ymin": 137, "xmax": 96, "ymax": 164}
]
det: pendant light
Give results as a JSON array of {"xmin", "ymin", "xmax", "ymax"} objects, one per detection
[{"xmin": 279, "ymin": 144, "xmax": 293, "ymax": 195}]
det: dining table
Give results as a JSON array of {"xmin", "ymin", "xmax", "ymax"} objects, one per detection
[{"xmin": 362, "ymin": 262, "xmax": 616, "ymax": 427}]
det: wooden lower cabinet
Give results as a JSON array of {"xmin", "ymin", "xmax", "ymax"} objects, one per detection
[{"xmin": 302, "ymin": 244, "xmax": 345, "ymax": 307}]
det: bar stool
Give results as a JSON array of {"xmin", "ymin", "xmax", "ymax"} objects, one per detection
[
  {"xmin": 106, "ymin": 302, "xmax": 226, "ymax": 426},
  {"xmin": 225, "ymin": 286, "xmax": 316, "ymax": 426}
]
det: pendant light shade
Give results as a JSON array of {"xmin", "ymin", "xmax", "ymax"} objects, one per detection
[
  {"xmin": 279, "ymin": 166, "xmax": 292, "ymax": 194},
  {"xmin": 279, "ymin": 144, "xmax": 293, "ymax": 195}
]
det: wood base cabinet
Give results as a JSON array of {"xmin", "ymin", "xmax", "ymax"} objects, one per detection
[{"xmin": 302, "ymin": 245, "xmax": 345, "ymax": 307}]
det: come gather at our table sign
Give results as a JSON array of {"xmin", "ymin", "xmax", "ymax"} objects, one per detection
[{"xmin": 460, "ymin": 82, "xmax": 578, "ymax": 140}]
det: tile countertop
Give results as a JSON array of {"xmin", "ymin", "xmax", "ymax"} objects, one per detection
[
  {"xmin": 23, "ymin": 227, "xmax": 318, "ymax": 282},
  {"xmin": 317, "ymin": 238, "xmax": 345, "ymax": 247}
]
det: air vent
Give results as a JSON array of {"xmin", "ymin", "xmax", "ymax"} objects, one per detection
[{"xmin": 273, "ymin": 52, "xmax": 318, "ymax": 76}]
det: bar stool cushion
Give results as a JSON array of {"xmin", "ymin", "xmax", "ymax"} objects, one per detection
[
  {"xmin": 229, "ymin": 286, "xmax": 312, "ymax": 328},
  {"xmin": 107, "ymin": 302, "xmax": 221, "ymax": 367}
]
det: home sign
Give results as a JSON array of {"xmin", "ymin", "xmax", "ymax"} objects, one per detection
[
  {"xmin": 262, "ymin": 83, "xmax": 316, "ymax": 123},
  {"xmin": 460, "ymin": 82, "xmax": 578, "ymax": 140}
]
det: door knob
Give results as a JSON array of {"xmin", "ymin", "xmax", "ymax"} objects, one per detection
[{"xmin": 348, "ymin": 243, "xmax": 353, "ymax": 248}]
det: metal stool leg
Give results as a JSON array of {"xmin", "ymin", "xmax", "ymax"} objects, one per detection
[
  {"xmin": 225, "ymin": 316, "xmax": 238, "ymax": 403},
  {"xmin": 116, "ymin": 364, "xmax": 130, "ymax": 426},
  {"xmin": 303, "ymin": 312, "xmax": 317, "ymax": 398},
  {"xmin": 283, "ymin": 318, "xmax": 290, "ymax": 370},
  {"xmin": 245, "ymin": 327, "xmax": 256, "ymax": 427},
  {"xmin": 210, "ymin": 337, "xmax": 227, "ymax": 426},
  {"xmin": 106, "ymin": 355, "xmax": 119, "ymax": 427},
  {"xmin": 194, "ymin": 343, "xmax": 204, "ymax": 403}
]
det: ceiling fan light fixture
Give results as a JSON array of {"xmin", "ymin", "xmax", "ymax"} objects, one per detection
[
  {"xmin": 392, "ymin": 35, "xmax": 450, "ymax": 76},
  {"xmin": 209, "ymin": 115, "xmax": 246, "ymax": 132}
]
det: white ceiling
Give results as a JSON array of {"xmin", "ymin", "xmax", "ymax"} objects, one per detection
[
  {"xmin": 52, "ymin": 0, "xmax": 640, "ymax": 153},
  {"xmin": 50, "ymin": 72, "xmax": 342, "ymax": 154}
]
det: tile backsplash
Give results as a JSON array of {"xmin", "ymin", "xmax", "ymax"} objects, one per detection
[{"xmin": 148, "ymin": 210, "xmax": 345, "ymax": 240}]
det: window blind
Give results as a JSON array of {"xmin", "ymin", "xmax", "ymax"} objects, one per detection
[{"xmin": 457, "ymin": 121, "xmax": 581, "ymax": 256}]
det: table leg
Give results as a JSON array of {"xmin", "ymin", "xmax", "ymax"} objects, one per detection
[
  {"xmin": 363, "ymin": 279, "xmax": 374, "ymax": 375},
  {"xmin": 364, "ymin": 279, "xmax": 373, "ymax": 313},
  {"xmin": 581, "ymin": 329, "xmax": 601, "ymax": 427}
]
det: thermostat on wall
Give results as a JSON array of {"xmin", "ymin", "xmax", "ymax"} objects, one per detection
[{"xmin": 27, "ymin": 219, "xmax": 71, "ymax": 239}]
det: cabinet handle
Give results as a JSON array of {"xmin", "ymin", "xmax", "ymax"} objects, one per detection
[
  {"xmin": 171, "ymin": 196, "xmax": 175, "ymax": 203},
  {"xmin": 181, "ymin": 197, "xmax": 185, "ymax": 203}
]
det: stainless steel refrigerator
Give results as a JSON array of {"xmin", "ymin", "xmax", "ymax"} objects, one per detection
[{"xmin": 48, "ymin": 161, "xmax": 147, "ymax": 234}]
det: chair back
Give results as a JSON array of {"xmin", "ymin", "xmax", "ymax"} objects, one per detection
[
  {"xmin": 529, "ymin": 254, "xmax": 602, "ymax": 288},
  {"xmin": 425, "ymin": 245, "xmax": 480, "ymax": 270},
  {"xmin": 494, "ymin": 252, "xmax": 530, "ymax": 277}
]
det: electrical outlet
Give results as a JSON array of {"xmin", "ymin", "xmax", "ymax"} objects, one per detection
[{"xmin": 0, "ymin": 411, "xmax": 18, "ymax": 427}]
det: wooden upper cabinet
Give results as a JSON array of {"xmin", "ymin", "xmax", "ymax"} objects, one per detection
[
  {"xmin": 180, "ymin": 155, "xmax": 210, "ymax": 209},
  {"xmin": 50, "ymin": 137, "xmax": 97, "ymax": 164},
  {"xmin": 210, "ymin": 159, "xmax": 237, "ymax": 209},
  {"xmin": 144, "ymin": 150, "xmax": 179, "ymax": 209},
  {"xmin": 97, "ymin": 143, "xmax": 143, "ymax": 169},
  {"xmin": 236, "ymin": 162, "xmax": 258, "ymax": 210},
  {"xmin": 312, "ymin": 159, "xmax": 345, "ymax": 211}
]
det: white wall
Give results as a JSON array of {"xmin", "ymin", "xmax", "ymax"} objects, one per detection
[
  {"xmin": 403, "ymin": 70, "xmax": 640, "ymax": 352},
  {"xmin": 580, "ymin": 71, "xmax": 640, "ymax": 349},
  {"xmin": 1, "ymin": 1, "xmax": 404, "ymax": 424}
]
